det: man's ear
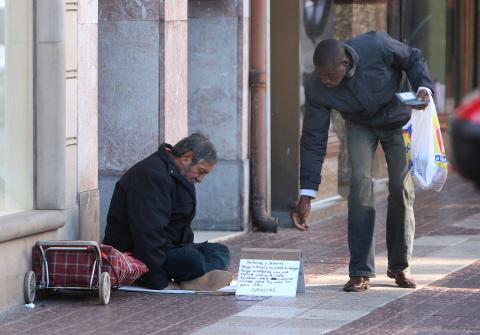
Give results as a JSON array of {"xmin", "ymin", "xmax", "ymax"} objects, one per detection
[{"xmin": 181, "ymin": 151, "xmax": 194, "ymax": 164}]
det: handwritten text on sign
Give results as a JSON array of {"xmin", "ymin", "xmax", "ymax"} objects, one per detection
[{"xmin": 236, "ymin": 259, "xmax": 300, "ymax": 297}]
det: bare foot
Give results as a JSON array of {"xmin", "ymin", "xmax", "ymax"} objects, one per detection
[
  {"xmin": 165, "ymin": 281, "xmax": 180, "ymax": 290},
  {"xmin": 178, "ymin": 270, "xmax": 232, "ymax": 291}
]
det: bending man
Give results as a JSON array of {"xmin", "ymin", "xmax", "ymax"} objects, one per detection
[{"xmin": 291, "ymin": 32, "xmax": 433, "ymax": 292}]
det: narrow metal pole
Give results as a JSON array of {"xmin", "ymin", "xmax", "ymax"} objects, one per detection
[{"xmin": 250, "ymin": 0, "xmax": 278, "ymax": 232}]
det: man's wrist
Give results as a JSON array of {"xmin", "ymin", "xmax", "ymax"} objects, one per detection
[
  {"xmin": 300, "ymin": 195, "xmax": 313, "ymax": 201},
  {"xmin": 300, "ymin": 188, "xmax": 317, "ymax": 198}
]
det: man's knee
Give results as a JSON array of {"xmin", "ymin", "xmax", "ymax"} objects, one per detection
[
  {"xmin": 389, "ymin": 177, "xmax": 415, "ymax": 204},
  {"xmin": 215, "ymin": 243, "xmax": 231, "ymax": 267},
  {"xmin": 349, "ymin": 171, "xmax": 373, "ymax": 201},
  {"xmin": 209, "ymin": 243, "xmax": 230, "ymax": 254},
  {"xmin": 182, "ymin": 253, "xmax": 207, "ymax": 277},
  {"xmin": 201, "ymin": 243, "xmax": 231, "ymax": 270},
  {"xmin": 165, "ymin": 247, "xmax": 206, "ymax": 280}
]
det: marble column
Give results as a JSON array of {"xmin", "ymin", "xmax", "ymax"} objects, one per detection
[
  {"xmin": 160, "ymin": 0, "xmax": 188, "ymax": 144},
  {"xmin": 187, "ymin": 0, "xmax": 250, "ymax": 230},
  {"xmin": 98, "ymin": 0, "xmax": 188, "ymax": 238}
]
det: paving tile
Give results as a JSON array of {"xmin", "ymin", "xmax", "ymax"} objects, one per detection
[
  {"xmin": 451, "ymin": 213, "xmax": 480, "ymax": 230},
  {"xmin": 236, "ymin": 306, "xmax": 309, "ymax": 318},
  {"xmin": 260, "ymin": 326, "xmax": 337, "ymax": 335},
  {"xmin": 193, "ymin": 325, "xmax": 269, "ymax": 335},
  {"xmin": 269, "ymin": 318, "xmax": 345, "ymax": 334},
  {"xmin": 256, "ymin": 293, "xmax": 335, "ymax": 308},
  {"xmin": 412, "ymin": 245, "xmax": 444, "ymax": 257},
  {"xmin": 413, "ymin": 235, "xmax": 471, "ymax": 246},
  {"xmin": 214, "ymin": 316, "xmax": 285, "ymax": 328},
  {"xmin": 296, "ymin": 308, "xmax": 367, "ymax": 321}
]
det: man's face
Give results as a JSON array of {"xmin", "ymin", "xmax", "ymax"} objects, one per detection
[
  {"xmin": 315, "ymin": 59, "xmax": 348, "ymax": 88},
  {"xmin": 181, "ymin": 161, "xmax": 214, "ymax": 184}
]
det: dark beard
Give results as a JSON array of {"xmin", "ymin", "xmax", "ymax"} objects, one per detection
[{"xmin": 180, "ymin": 163, "xmax": 194, "ymax": 182}]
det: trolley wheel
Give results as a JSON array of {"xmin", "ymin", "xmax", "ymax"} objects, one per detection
[
  {"xmin": 98, "ymin": 272, "xmax": 111, "ymax": 305},
  {"xmin": 23, "ymin": 271, "xmax": 36, "ymax": 304}
]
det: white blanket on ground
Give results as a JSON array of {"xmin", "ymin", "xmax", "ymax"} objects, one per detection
[{"xmin": 118, "ymin": 285, "xmax": 236, "ymax": 295}]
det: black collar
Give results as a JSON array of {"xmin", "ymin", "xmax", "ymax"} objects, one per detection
[{"xmin": 157, "ymin": 143, "xmax": 196, "ymax": 199}]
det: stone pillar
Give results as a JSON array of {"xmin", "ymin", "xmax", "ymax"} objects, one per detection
[
  {"xmin": 332, "ymin": 0, "xmax": 388, "ymax": 196},
  {"xmin": 36, "ymin": 0, "xmax": 66, "ymax": 210},
  {"xmin": 36, "ymin": 0, "xmax": 83, "ymax": 240},
  {"xmin": 270, "ymin": 0, "xmax": 301, "ymax": 225},
  {"xmin": 333, "ymin": 1, "xmax": 387, "ymax": 41},
  {"xmin": 188, "ymin": 0, "xmax": 250, "ymax": 230},
  {"xmin": 98, "ymin": 0, "xmax": 188, "ymax": 238},
  {"xmin": 78, "ymin": 0, "xmax": 100, "ymax": 241},
  {"xmin": 160, "ymin": 0, "xmax": 188, "ymax": 144}
]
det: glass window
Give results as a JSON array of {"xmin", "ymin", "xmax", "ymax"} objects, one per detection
[
  {"xmin": 0, "ymin": 0, "xmax": 33, "ymax": 215},
  {"xmin": 388, "ymin": 0, "xmax": 448, "ymax": 113}
]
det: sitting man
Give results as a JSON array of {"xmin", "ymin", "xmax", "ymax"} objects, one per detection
[{"xmin": 103, "ymin": 133, "xmax": 232, "ymax": 291}]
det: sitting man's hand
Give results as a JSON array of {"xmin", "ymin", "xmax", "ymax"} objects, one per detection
[
  {"xmin": 290, "ymin": 196, "xmax": 312, "ymax": 231},
  {"xmin": 412, "ymin": 89, "xmax": 430, "ymax": 110}
]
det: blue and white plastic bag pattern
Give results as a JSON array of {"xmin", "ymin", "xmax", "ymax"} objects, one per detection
[{"xmin": 402, "ymin": 88, "xmax": 448, "ymax": 191}]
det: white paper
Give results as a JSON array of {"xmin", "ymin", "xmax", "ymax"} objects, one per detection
[
  {"xmin": 119, "ymin": 286, "xmax": 195, "ymax": 294},
  {"xmin": 217, "ymin": 285, "xmax": 237, "ymax": 293},
  {"xmin": 236, "ymin": 259, "xmax": 300, "ymax": 297},
  {"xmin": 118, "ymin": 285, "xmax": 236, "ymax": 295}
]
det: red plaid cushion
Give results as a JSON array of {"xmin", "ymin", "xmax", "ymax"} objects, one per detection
[{"xmin": 32, "ymin": 243, "xmax": 148, "ymax": 288}]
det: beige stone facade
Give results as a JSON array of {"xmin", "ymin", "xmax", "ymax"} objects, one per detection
[{"xmin": 0, "ymin": 0, "xmax": 99, "ymax": 311}]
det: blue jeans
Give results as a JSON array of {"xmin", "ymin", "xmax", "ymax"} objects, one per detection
[
  {"xmin": 164, "ymin": 242, "xmax": 230, "ymax": 282},
  {"xmin": 346, "ymin": 121, "xmax": 415, "ymax": 277}
]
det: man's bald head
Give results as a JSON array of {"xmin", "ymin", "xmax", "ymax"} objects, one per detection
[
  {"xmin": 313, "ymin": 39, "xmax": 346, "ymax": 67},
  {"xmin": 312, "ymin": 39, "xmax": 350, "ymax": 88}
]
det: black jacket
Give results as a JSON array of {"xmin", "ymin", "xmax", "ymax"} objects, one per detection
[
  {"xmin": 103, "ymin": 144, "xmax": 196, "ymax": 289},
  {"xmin": 300, "ymin": 31, "xmax": 434, "ymax": 190}
]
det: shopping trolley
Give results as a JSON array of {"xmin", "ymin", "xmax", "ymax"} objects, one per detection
[{"xmin": 24, "ymin": 241, "xmax": 111, "ymax": 305}]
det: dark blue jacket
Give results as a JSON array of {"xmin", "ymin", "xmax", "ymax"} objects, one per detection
[
  {"xmin": 103, "ymin": 144, "xmax": 196, "ymax": 289},
  {"xmin": 300, "ymin": 31, "xmax": 434, "ymax": 190}
]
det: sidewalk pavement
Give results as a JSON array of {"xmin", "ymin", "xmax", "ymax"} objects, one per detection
[{"xmin": 0, "ymin": 173, "xmax": 479, "ymax": 335}]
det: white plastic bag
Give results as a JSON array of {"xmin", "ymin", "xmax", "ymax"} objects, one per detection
[{"xmin": 402, "ymin": 87, "xmax": 448, "ymax": 191}]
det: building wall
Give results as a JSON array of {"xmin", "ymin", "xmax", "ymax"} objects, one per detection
[
  {"xmin": 98, "ymin": 0, "xmax": 188, "ymax": 238},
  {"xmin": 99, "ymin": 0, "xmax": 249, "ymax": 233},
  {"xmin": 98, "ymin": 2, "xmax": 161, "ymax": 238},
  {"xmin": 0, "ymin": 0, "xmax": 99, "ymax": 311},
  {"xmin": 187, "ymin": 0, "xmax": 250, "ymax": 231}
]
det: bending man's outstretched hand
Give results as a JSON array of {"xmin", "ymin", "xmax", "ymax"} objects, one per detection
[{"xmin": 290, "ymin": 195, "xmax": 312, "ymax": 231}]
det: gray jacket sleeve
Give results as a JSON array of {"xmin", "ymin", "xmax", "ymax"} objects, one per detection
[
  {"xmin": 300, "ymin": 86, "xmax": 331, "ymax": 191},
  {"xmin": 380, "ymin": 32, "xmax": 434, "ymax": 92}
]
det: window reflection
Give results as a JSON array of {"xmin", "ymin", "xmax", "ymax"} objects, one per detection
[
  {"xmin": 300, "ymin": 0, "xmax": 334, "ymax": 97},
  {"xmin": 0, "ymin": 0, "xmax": 33, "ymax": 215},
  {"xmin": 388, "ymin": 0, "xmax": 447, "ymax": 113}
]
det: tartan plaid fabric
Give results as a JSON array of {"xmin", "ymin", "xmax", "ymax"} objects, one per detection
[
  {"xmin": 100, "ymin": 245, "xmax": 149, "ymax": 287},
  {"xmin": 32, "ymin": 243, "xmax": 149, "ymax": 288}
]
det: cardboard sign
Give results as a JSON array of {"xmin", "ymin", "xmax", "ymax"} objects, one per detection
[{"xmin": 236, "ymin": 248, "xmax": 305, "ymax": 298}]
